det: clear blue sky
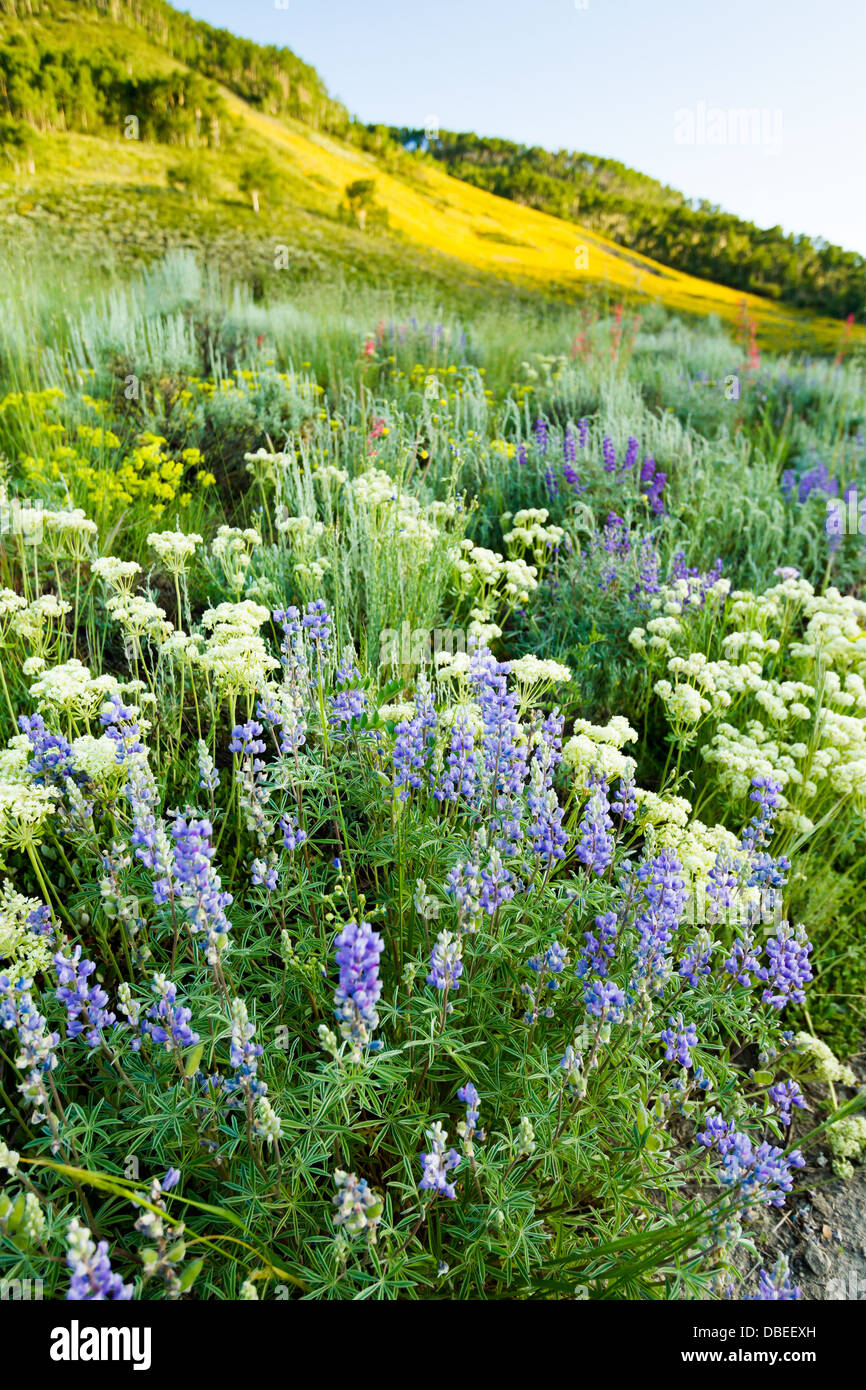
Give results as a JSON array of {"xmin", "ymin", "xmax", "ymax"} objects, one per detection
[{"xmin": 182, "ymin": 0, "xmax": 866, "ymax": 254}]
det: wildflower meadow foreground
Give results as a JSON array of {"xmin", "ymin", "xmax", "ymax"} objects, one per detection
[{"xmin": 0, "ymin": 258, "xmax": 864, "ymax": 1304}]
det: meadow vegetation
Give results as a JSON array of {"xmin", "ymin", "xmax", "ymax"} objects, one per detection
[{"xmin": 0, "ymin": 246, "xmax": 864, "ymax": 1300}]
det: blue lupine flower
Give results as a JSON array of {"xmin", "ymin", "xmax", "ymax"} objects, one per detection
[
  {"xmin": 272, "ymin": 605, "xmax": 309, "ymax": 691},
  {"xmin": 54, "ymin": 947, "xmax": 116, "ymax": 1047},
  {"xmin": 528, "ymin": 942, "xmax": 567, "ymax": 980},
  {"xmin": 427, "ymin": 929, "xmax": 463, "ymax": 992},
  {"xmin": 758, "ymin": 922, "xmax": 813, "ymax": 1009},
  {"xmin": 562, "ymin": 461, "xmax": 582, "ymax": 489},
  {"xmin": 333, "ymin": 920, "xmax": 384, "ymax": 1050},
  {"xmin": 478, "ymin": 848, "xmax": 516, "ymax": 914},
  {"xmin": 698, "ymin": 1112, "xmax": 737, "ymax": 1151},
  {"xmin": 631, "ymin": 850, "xmax": 686, "ymax": 985},
  {"xmin": 724, "ymin": 924, "xmax": 762, "ymax": 987},
  {"xmin": 170, "ymin": 812, "xmax": 233, "ymax": 965},
  {"xmin": 393, "ymin": 679, "xmax": 437, "ymax": 799},
  {"xmin": 456, "ymin": 1082, "xmax": 484, "ymax": 1154},
  {"xmin": 747, "ymin": 851, "xmax": 791, "ymax": 890},
  {"xmin": 197, "ymin": 740, "xmax": 219, "ymax": 793},
  {"xmin": 419, "ymin": 1121, "xmax": 460, "ymax": 1199},
  {"xmin": 228, "ymin": 720, "xmax": 266, "ymax": 760},
  {"xmin": 0, "ymin": 973, "xmax": 59, "ymax": 1130},
  {"xmin": 706, "ymin": 851, "xmax": 740, "ymax": 915},
  {"xmin": 576, "ymin": 779, "xmax": 614, "ymax": 876},
  {"xmin": 610, "ymin": 772, "xmax": 636, "ymax": 822},
  {"xmin": 534, "ymin": 417, "xmax": 549, "ymax": 455},
  {"xmin": 698, "ymin": 1113, "xmax": 805, "ymax": 1208},
  {"xmin": 768, "ymin": 1080, "xmax": 806, "ymax": 1126},
  {"xmin": 660, "ymin": 1012, "xmax": 699, "ymax": 1068},
  {"xmin": 445, "ymin": 857, "xmax": 483, "ymax": 932},
  {"xmin": 527, "ymin": 752, "xmax": 568, "ymax": 864},
  {"xmin": 523, "ymin": 940, "xmax": 567, "ymax": 1022},
  {"xmin": 27, "ymin": 903, "xmax": 54, "ymax": 938},
  {"xmin": 330, "ymin": 648, "xmax": 367, "ymax": 731},
  {"xmin": 470, "ymin": 648, "xmax": 529, "ymax": 849},
  {"xmin": 435, "ymin": 712, "xmax": 477, "ymax": 803},
  {"xmin": 576, "ymin": 911, "xmax": 618, "ymax": 980},
  {"xmin": 100, "ymin": 694, "xmax": 145, "ymax": 763},
  {"xmin": 678, "ymin": 929, "xmax": 714, "ymax": 987},
  {"xmin": 302, "ymin": 598, "xmax": 332, "ymax": 656},
  {"xmin": 629, "ymin": 534, "xmax": 662, "ymax": 600},
  {"xmin": 740, "ymin": 775, "xmax": 783, "ymax": 855},
  {"xmin": 279, "ymin": 814, "xmax": 307, "ymax": 851},
  {"xmin": 224, "ymin": 996, "xmax": 265, "ymax": 1107},
  {"xmin": 622, "ymin": 435, "xmax": 639, "ymax": 471},
  {"xmin": 584, "ymin": 977, "xmax": 626, "ymax": 1023},
  {"xmin": 141, "ymin": 975, "xmax": 199, "ymax": 1053},
  {"xmin": 333, "ymin": 1169, "xmax": 382, "ymax": 1240},
  {"xmin": 457, "ymin": 1082, "xmax": 482, "ymax": 1133},
  {"xmin": 637, "ymin": 453, "xmax": 667, "ymax": 514},
  {"xmin": 745, "ymin": 1255, "xmax": 802, "ymax": 1300},
  {"xmin": 18, "ymin": 712, "xmax": 74, "ymax": 781},
  {"xmin": 251, "ymin": 856, "xmax": 278, "ymax": 891},
  {"xmin": 124, "ymin": 762, "xmax": 175, "ymax": 907},
  {"xmin": 65, "ymin": 1218, "xmax": 132, "ymax": 1301}
]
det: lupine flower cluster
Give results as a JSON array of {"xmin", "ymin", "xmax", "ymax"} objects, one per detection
[
  {"xmin": 100, "ymin": 694, "xmax": 146, "ymax": 763},
  {"xmin": 745, "ymin": 1255, "xmax": 803, "ymax": 1301},
  {"xmin": 18, "ymin": 711, "xmax": 74, "ymax": 781},
  {"xmin": 224, "ymin": 995, "xmax": 265, "ymax": 1108},
  {"xmin": 698, "ymin": 1113, "xmax": 805, "ymax": 1209},
  {"xmin": 427, "ymin": 929, "xmax": 464, "ymax": 993},
  {"xmin": 437, "ymin": 712, "xmax": 477, "ymax": 803},
  {"xmin": 419, "ymin": 1121, "xmax": 460, "ymax": 1199},
  {"xmin": 393, "ymin": 676, "xmax": 437, "ymax": 799},
  {"xmin": 576, "ymin": 777, "xmax": 615, "ymax": 875},
  {"xmin": 456, "ymin": 1082, "xmax": 484, "ymax": 1156},
  {"xmin": 66, "ymin": 1218, "xmax": 133, "ymax": 1301},
  {"xmin": 333, "ymin": 920, "xmax": 384, "ymax": 1053},
  {"xmin": 523, "ymin": 941, "xmax": 567, "ymax": 1023},
  {"xmin": 170, "ymin": 811, "xmax": 233, "ymax": 964},
  {"xmin": 329, "ymin": 648, "xmax": 368, "ymax": 730},
  {"xmin": 660, "ymin": 1012, "xmax": 699, "ymax": 1069},
  {"xmin": 54, "ymin": 946, "xmax": 116, "ymax": 1047},
  {"xmin": 333, "ymin": 1169, "xmax": 382, "ymax": 1242},
  {"xmin": 137, "ymin": 974, "xmax": 199, "ymax": 1055},
  {"xmin": 768, "ymin": 1079, "xmax": 806, "ymax": 1127},
  {"xmin": 0, "ymin": 973, "xmax": 59, "ymax": 1134},
  {"xmin": 631, "ymin": 850, "xmax": 688, "ymax": 989}
]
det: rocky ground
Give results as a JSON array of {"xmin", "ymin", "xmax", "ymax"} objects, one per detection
[
  {"xmin": 747, "ymin": 1163, "xmax": 866, "ymax": 1300},
  {"xmin": 734, "ymin": 1056, "xmax": 866, "ymax": 1301}
]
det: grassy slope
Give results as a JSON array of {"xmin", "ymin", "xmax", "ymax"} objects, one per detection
[{"xmin": 2, "ymin": 8, "xmax": 862, "ymax": 354}]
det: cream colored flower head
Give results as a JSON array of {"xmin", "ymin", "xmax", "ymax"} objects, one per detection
[{"xmin": 147, "ymin": 530, "xmax": 203, "ymax": 572}]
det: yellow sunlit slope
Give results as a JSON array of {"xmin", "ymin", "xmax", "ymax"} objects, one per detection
[{"xmin": 227, "ymin": 95, "xmax": 861, "ymax": 352}]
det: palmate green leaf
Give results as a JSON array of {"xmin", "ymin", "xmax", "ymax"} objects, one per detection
[{"xmin": 20, "ymin": 1159, "xmax": 306, "ymax": 1290}]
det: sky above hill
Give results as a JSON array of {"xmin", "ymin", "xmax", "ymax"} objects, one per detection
[{"xmin": 185, "ymin": 0, "xmax": 866, "ymax": 255}]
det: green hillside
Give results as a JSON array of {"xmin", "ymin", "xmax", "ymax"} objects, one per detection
[
  {"xmin": 0, "ymin": 0, "xmax": 862, "ymax": 354},
  {"xmin": 393, "ymin": 128, "xmax": 866, "ymax": 321}
]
